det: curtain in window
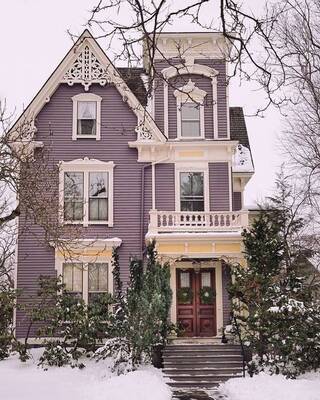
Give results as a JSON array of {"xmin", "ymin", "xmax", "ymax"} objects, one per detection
[{"xmin": 77, "ymin": 101, "xmax": 96, "ymax": 135}]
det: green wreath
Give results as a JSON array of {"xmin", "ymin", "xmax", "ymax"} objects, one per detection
[
  {"xmin": 200, "ymin": 287, "xmax": 216, "ymax": 304},
  {"xmin": 177, "ymin": 287, "xmax": 193, "ymax": 304}
]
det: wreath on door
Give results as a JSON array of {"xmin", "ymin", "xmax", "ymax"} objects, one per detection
[
  {"xmin": 200, "ymin": 287, "xmax": 216, "ymax": 304},
  {"xmin": 177, "ymin": 287, "xmax": 193, "ymax": 304}
]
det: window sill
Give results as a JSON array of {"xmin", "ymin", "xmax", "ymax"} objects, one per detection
[
  {"xmin": 63, "ymin": 220, "xmax": 113, "ymax": 227},
  {"xmin": 73, "ymin": 135, "xmax": 100, "ymax": 140}
]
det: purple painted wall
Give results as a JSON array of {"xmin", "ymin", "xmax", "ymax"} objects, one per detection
[
  {"xmin": 232, "ymin": 192, "xmax": 242, "ymax": 211},
  {"xmin": 154, "ymin": 58, "xmax": 228, "ymax": 139},
  {"xmin": 209, "ymin": 162, "xmax": 230, "ymax": 211},
  {"xmin": 16, "ymin": 82, "xmax": 152, "ymax": 337},
  {"xmin": 222, "ymin": 262, "xmax": 232, "ymax": 326}
]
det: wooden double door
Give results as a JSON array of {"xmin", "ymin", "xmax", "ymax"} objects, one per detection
[{"xmin": 176, "ymin": 268, "xmax": 217, "ymax": 337}]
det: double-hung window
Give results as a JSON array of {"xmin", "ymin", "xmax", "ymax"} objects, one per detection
[
  {"xmin": 63, "ymin": 262, "xmax": 109, "ymax": 304},
  {"xmin": 60, "ymin": 159, "xmax": 114, "ymax": 226},
  {"xmin": 180, "ymin": 172, "xmax": 205, "ymax": 212},
  {"xmin": 72, "ymin": 93, "xmax": 102, "ymax": 140},
  {"xmin": 181, "ymin": 102, "xmax": 201, "ymax": 138}
]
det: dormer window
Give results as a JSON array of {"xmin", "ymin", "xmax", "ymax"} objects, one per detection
[
  {"xmin": 181, "ymin": 102, "xmax": 201, "ymax": 138},
  {"xmin": 72, "ymin": 93, "xmax": 102, "ymax": 140},
  {"xmin": 174, "ymin": 79, "xmax": 206, "ymax": 140}
]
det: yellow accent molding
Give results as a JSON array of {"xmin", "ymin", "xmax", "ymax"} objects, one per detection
[
  {"xmin": 157, "ymin": 243, "xmax": 185, "ymax": 253},
  {"xmin": 215, "ymin": 243, "xmax": 241, "ymax": 253},
  {"xmin": 57, "ymin": 249, "xmax": 112, "ymax": 258},
  {"xmin": 178, "ymin": 150, "xmax": 204, "ymax": 158},
  {"xmin": 188, "ymin": 243, "xmax": 212, "ymax": 253}
]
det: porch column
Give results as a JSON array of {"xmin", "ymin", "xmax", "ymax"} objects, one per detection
[{"xmin": 216, "ymin": 260, "xmax": 224, "ymax": 335}]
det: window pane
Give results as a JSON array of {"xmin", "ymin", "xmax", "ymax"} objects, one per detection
[
  {"xmin": 63, "ymin": 264, "xmax": 73, "ymax": 291},
  {"xmin": 180, "ymin": 172, "xmax": 204, "ymax": 197},
  {"xmin": 181, "ymin": 200, "xmax": 205, "ymax": 212},
  {"xmin": 78, "ymin": 119, "xmax": 96, "ymax": 135},
  {"xmin": 64, "ymin": 172, "xmax": 83, "ymax": 199},
  {"xmin": 89, "ymin": 173, "xmax": 108, "ymax": 198},
  {"xmin": 181, "ymin": 103, "xmax": 200, "ymax": 120},
  {"xmin": 89, "ymin": 263, "xmax": 108, "ymax": 292},
  {"xmin": 77, "ymin": 102, "xmax": 96, "ymax": 135},
  {"xmin": 180, "ymin": 272, "xmax": 190, "ymax": 288},
  {"xmin": 78, "ymin": 102, "xmax": 96, "ymax": 119},
  {"xmin": 73, "ymin": 264, "xmax": 83, "ymax": 292},
  {"xmin": 88, "ymin": 264, "xmax": 99, "ymax": 291},
  {"xmin": 89, "ymin": 173, "xmax": 108, "ymax": 221},
  {"xmin": 64, "ymin": 172, "xmax": 84, "ymax": 221},
  {"xmin": 181, "ymin": 121, "xmax": 200, "ymax": 137},
  {"xmin": 201, "ymin": 272, "xmax": 211, "ymax": 288},
  {"xmin": 63, "ymin": 263, "xmax": 83, "ymax": 293}
]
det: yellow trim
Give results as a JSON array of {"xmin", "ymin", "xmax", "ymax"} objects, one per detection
[
  {"xmin": 178, "ymin": 150, "xmax": 204, "ymax": 158},
  {"xmin": 188, "ymin": 243, "xmax": 212, "ymax": 253},
  {"xmin": 215, "ymin": 243, "xmax": 241, "ymax": 253},
  {"xmin": 157, "ymin": 243, "xmax": 185, "ymax": 253},
  {"xmin": 57, "ymin": 249, "xmax": 112, "ymax": 258}
]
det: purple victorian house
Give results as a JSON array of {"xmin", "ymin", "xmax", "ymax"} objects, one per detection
[{"xmin": 13, "ymin": 30, "xmax": 253, "ymax": 345}]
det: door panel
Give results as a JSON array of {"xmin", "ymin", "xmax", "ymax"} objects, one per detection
[{"xmin": 176, "ymin": 268, "xmax": 217, "ymax": 337}]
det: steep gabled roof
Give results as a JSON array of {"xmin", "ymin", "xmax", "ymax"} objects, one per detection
[{"xmin": 10, "ymin": 30, "xmax": 165, "ymax": 142}]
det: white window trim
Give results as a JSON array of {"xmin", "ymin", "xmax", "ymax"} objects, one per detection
[
  {"xmin": 59, "ymin": 158, "xmax": 114, "ymax": 227},
  {"xmin": 53, "ymin": 238, "xmax": 122, "ymax": 304},
  {"xmin": 174, "ymin": 80, "xmax": 206, "ymax": 140},
  {"xmin": 72, "ymin": 93, "xmax": 102, "ymax": 141},
  {"xmin": 175, "ymin": 163, "xmax": 210, "ymax": 212}
]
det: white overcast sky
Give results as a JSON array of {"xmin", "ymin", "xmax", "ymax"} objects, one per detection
[{"xmin": 0, "ymin": 0, "xmax": 283, "ymax": 206}]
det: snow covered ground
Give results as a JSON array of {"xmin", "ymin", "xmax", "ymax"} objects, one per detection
[
  {"xmin": 0, "ymin": 349, "xmax": 171, "ymax": 400},
  {"xmin": 220, "ymin": 371, "xmax": 320, "ymax": 400}
]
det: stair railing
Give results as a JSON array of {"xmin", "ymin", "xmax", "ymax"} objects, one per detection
[{"xmin": 231, "ymin": 312, "xmax": 246, "ymax": 378}]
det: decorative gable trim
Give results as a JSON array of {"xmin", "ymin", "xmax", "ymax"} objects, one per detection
[
  {"xmin": 62, "ymin": 45, "xmax": 112, "ymax": 91},
  {"xmin": 9, "ymin": 30, "xmax": 166, "ymax": 144}
]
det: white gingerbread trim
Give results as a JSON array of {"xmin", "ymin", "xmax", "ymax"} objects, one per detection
[
  {"xmin": 9, "ymin": 30, "xmax": 165, "ymax": 144},
  {"xmin": 71, "ymin": 93, "xmax": 102, "ymax": 140}
]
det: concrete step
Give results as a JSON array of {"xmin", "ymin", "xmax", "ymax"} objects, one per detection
[
  {"xmin": 166, "ymin": 344, "xmax": 240, "ymax": 350},
  {"xmin": 164, "ymin": 367, "xmax": 243, "ymax": 375},
  {"xmin": 166, "ymin": 374, "xmax": 242, "ymax": 382},
  {"xmin": 167, "ymin": 381, "xmax": 221, "ymax": 389},
  {"xmin": 163, "ymin": 355, "xmax": 243, "ymax": 363},
  {"xmin": 163, "ymin": 349, "xmax": 242, "ymax": 356}
]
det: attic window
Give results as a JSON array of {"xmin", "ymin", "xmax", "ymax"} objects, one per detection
[
  {"xmin": 72, "ymin": 93, "xmax": 102, "ymax": 140},
  {"xmin": 77, "ymin": 101, "xmax": 96, "ymax": 135}
]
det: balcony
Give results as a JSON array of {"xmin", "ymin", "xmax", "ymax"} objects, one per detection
[{"xmin": 148, "ymin": 210, "xmax": 249, "ymax": 234}]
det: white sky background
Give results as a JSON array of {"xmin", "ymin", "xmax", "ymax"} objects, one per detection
[{"xmin": 0, "ymin": 0, "xmax": 283, "ymax": 206}]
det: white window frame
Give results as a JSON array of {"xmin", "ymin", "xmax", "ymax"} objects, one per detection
[
  {"xmin": 59, "ymin": 158, "xmax": 114, "ymax": 227},
  {"xmin": 72, "ymin": 93, "xmax": 102, "ymax": 140},
  {"xmin": 175, "ymin": 163, "xmax": 210, "ymax": 212},
  {"xmin": 174, "ymin": 79, "xmax": 206, "ymax": 140},
  {"xmin": 62, "ymin": 260, "xmax": 111, "ymax": 305}
]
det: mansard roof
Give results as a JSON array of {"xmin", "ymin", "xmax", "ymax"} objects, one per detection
[{"xmin": 229, "ymin": 107, "xmax": 250, "ymax": 150}]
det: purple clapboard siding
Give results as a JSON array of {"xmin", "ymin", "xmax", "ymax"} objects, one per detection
[
  {"xmin": 16, "ymin": 82, "xmax": 151, "ymax": 337},
  {"xmin": 232, "ymin": 192, "xmax": 242, "ymax": 211},
  {"xmin": 153, "ymin": 58, "xmax": 228, "ymax": 139},
  {"xmin": 209, "ymin": 162, "xmax": 230, "ymax": 211},
  {"xmin": 222, "ymin": 262, "xmax": 232, "ymax": 326},
  {"xmin": 155, "ymin": 164, "xmax": 175, "ymax": 210}
]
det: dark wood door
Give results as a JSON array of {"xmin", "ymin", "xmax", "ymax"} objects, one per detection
[{"xmin": 176, "ymin": 269, "xmax": 216, "ymax": 337}]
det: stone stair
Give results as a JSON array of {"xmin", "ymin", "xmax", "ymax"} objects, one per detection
[{"xmin": 162, "ymin": 342, "xmax": 243, "ymax": 390}]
